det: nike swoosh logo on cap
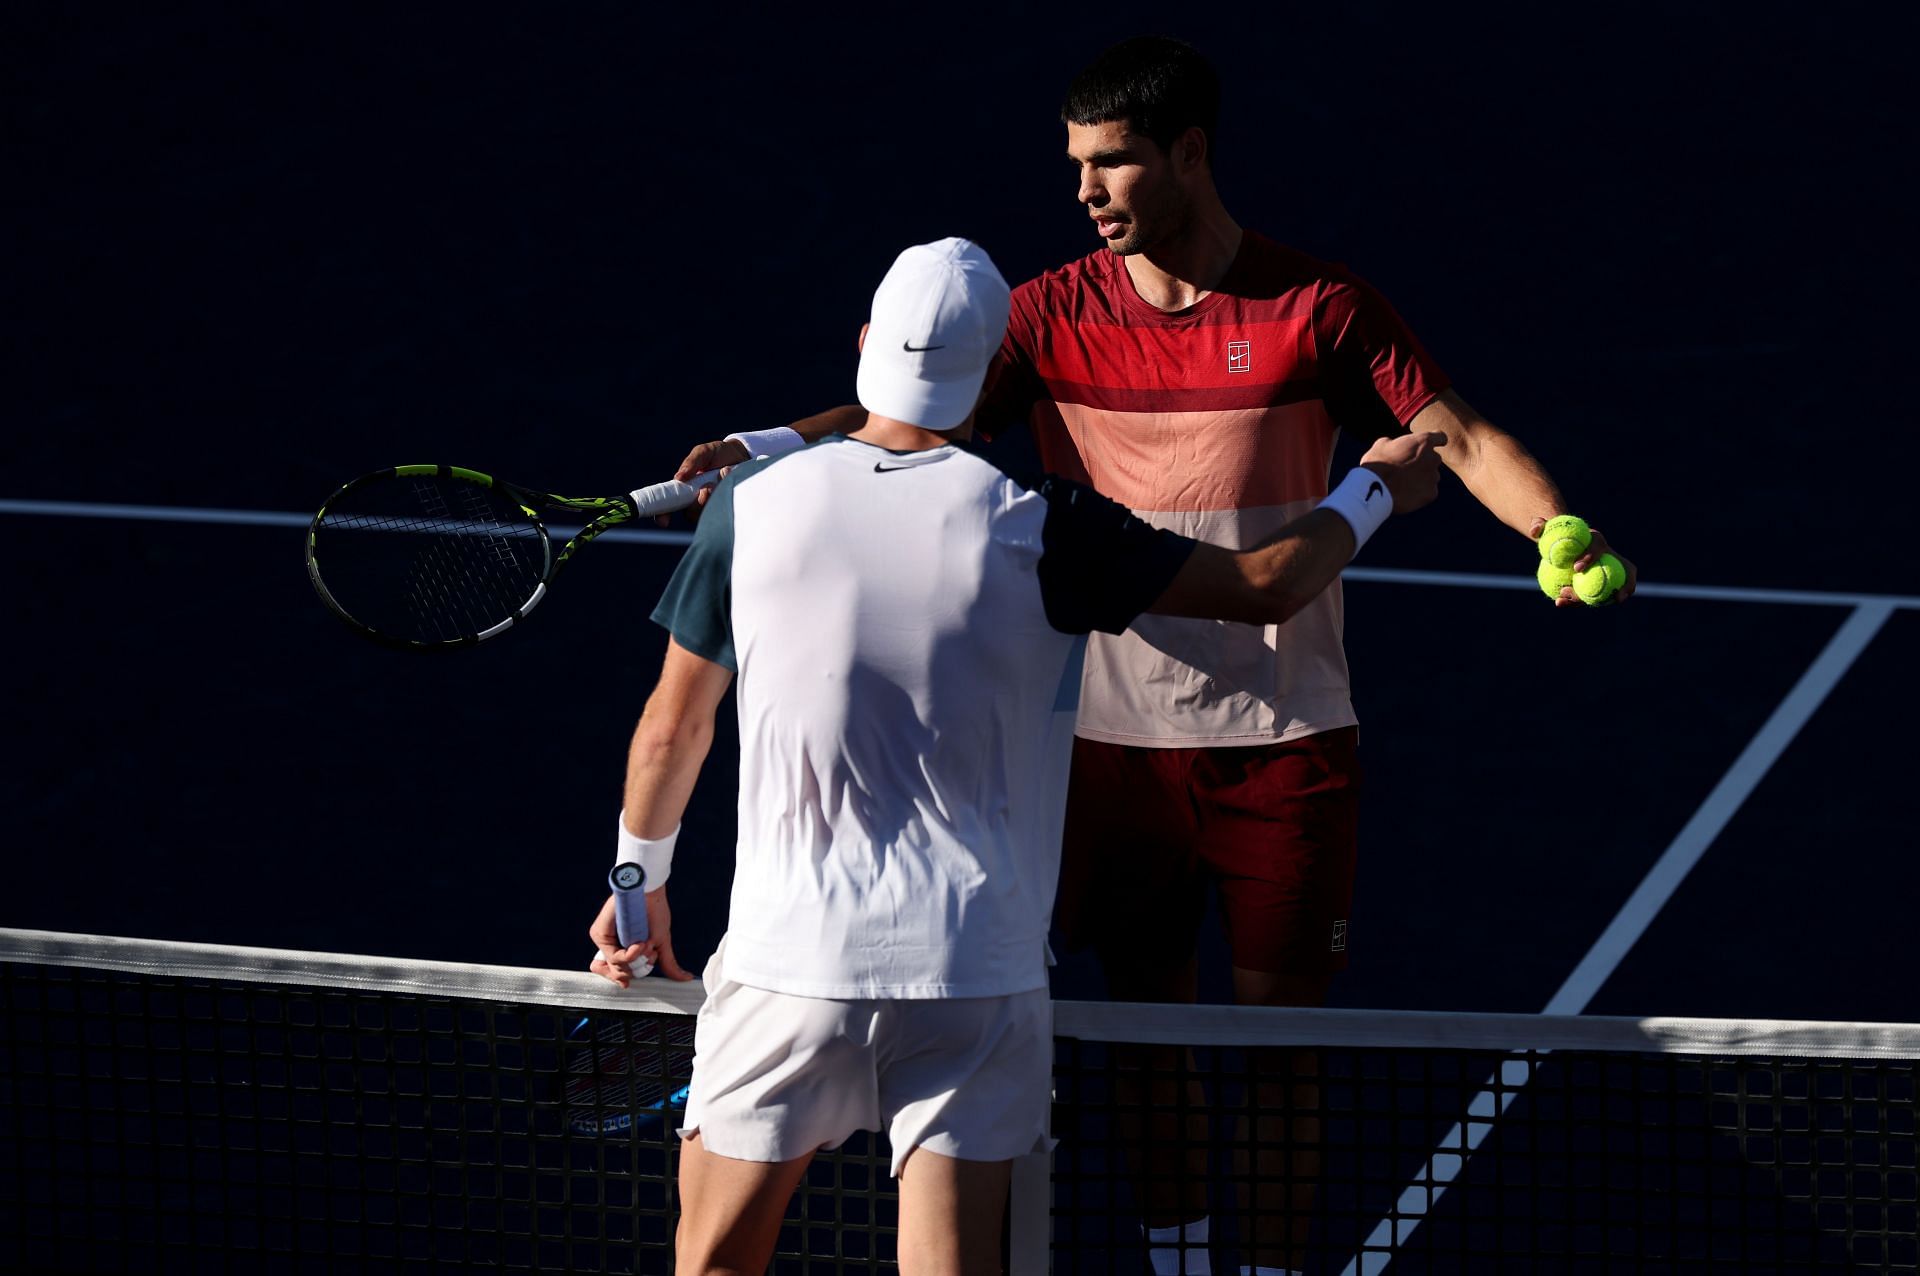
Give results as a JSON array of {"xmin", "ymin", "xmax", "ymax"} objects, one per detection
[{"xmin": 903, "ymin": 340, "xmax": 944, "ymax": 352}]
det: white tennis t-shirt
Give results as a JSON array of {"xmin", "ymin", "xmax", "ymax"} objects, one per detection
[{"xmin": 651, "ymin": 435, "xmax": 1192, "ymax": 999}]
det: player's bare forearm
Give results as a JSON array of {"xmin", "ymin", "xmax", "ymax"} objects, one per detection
[
  {"xmin": 593, "ymin": 639, "xmax": 723, "ymax": 988},
  {"xmin": 1151, "ymin": 512, "xmax": 1355, "ymax": 624},
  {"xmin": 672, "ymin": 405, "xmax": 864, "ymax": 481},
  {"xmin": 622, "ymin": 719, "xmax": 710, "ymax": 839},
  {"xmin": 1409, "ymin": 390, "xmax": 1638, "ymax": 603},
  {"xmin": 1409, "ymin": 391, "xmax": 1564, "ymax": 537},
  {"xmin": 622, "ymin": 639, "xmax": 734, "ymax": 838},
  {"xmin": 1152, "ymin": 432, "xmax": 1446, "ymax": 623}
]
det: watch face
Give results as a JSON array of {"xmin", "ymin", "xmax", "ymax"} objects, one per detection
[{"xmin": 611, "ymin": 863, "xmax": 644, "ymax": 891}]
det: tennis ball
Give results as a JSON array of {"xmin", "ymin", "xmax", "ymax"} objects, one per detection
[
  {"xmin": 1573, "ymin": 553, "xmax": 1626, "ymax": 606},
  {"xmin": 1537, "ymin": 559, "xmax": 1575, "ymax": 600},
  {"xmin": 1538, "ymin": 515, "xmax": 1592, "ymax": 569}
]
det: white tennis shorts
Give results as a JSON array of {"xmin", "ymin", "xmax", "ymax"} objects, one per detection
[{"xmin": 680, "ymin": 937, "xmax": 1053, "ymax": 1176}]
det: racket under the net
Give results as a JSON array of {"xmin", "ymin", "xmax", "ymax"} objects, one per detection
[{"xmin": 306, "ymin": 463, "xmax": 720, "ymax": 650}]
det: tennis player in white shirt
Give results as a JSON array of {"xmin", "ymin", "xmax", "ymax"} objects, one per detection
[{"xmin": 586, "ymin": 237, "xmax": 1443, "ymax": 1276}]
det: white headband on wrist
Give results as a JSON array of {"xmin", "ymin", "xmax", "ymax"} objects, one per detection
[
  {"xmin": 723, "ymin": 427, "xmax": 805, "ymax": 460},
  {"xmin": 616, "ymin": 812, "xmax": 677, "ymax": 890},
  {"xmin": 1316, "ymin": 467, "xmax": 1394, "ymax": 556}
]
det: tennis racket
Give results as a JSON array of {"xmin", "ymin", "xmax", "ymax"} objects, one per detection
[
  {"xmin": 607, "ymin": 861, "xmax": 655, "ymax": 979},
  {"xmin": 563, "ymin": 1012, "xmax": 692, "ymax": 1137},
  {"xmin": 306, "ymin": 464, "xmax": 721, "ymax": 650}
]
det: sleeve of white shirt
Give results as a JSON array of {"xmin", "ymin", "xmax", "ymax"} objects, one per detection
[{"xmin": 650, "ymin": 469, "xmax": 742, "ymax": 668}]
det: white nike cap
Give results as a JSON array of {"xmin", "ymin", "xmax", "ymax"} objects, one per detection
[{"xmin": 856, "ymin": 237, "xmax": 1012, "ymax": 432}]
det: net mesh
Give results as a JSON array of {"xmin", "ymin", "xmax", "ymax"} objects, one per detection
[
  {"xmin": 0, "ymin": 940, "xmax": 895, "ymax": 1274},
  {"xmin": 3, "ymin": 931, "xmax": 1915, "ymax": 1275},
  {"xmin": 1050, "ymin": 1032, "xmax": 1918, "ymax": 1274}
]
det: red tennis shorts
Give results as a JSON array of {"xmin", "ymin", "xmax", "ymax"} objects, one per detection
[{"xmin": 1054, "ymin": 729, "xmax": 1361, "ymax": 975}]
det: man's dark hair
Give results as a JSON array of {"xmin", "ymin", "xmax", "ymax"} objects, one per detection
[{"xmin": 1061, "ymin": 36, "xmax": 1221, "ymax": 164}]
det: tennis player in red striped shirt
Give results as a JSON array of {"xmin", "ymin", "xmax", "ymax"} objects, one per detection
[{"xmin": 674, "ymin": 37, "xmax": 1636, "ymax": 1276}]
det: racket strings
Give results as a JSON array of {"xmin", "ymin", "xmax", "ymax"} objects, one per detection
[
  {"xmin": 312, "ymin": 475, "xmax": 547, "ymax": 644},
  {"xmin": 407, "ymin": 537, "xmax": 507, "ymax": 642},
  {"xmin": 565, "ymin": 1016, "xmax": 697, "ymax": 1114},
  {"xmin": 402, "ymin": 481, "xmax": 542, "ymax": 641}
]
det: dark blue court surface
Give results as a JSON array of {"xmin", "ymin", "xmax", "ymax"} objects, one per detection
[{"xmin": 6, "ymin": 3, "xmax": 1918, "ymax": 1026}]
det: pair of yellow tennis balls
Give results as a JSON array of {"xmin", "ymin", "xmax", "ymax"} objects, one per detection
[{"xmin": 1536, "ymin": 515, "xmax": 1625, "ymax": 605}]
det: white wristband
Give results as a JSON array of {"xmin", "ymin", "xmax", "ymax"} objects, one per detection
[
  {"xmin": 616, "ymin": 812, "xmax": 677, "ymax": 890},
  {"xmin": 724, "ymin": 426, "xmax": 805, "ymax": 460},
  {"xmin": 1316, "ymin": 467, "xmax": 1394, "ymax": 556}
]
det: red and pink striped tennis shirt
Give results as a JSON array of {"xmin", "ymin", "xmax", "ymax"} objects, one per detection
[{"xmin": 983, "ymin": 230, "xmax": 1449, "ymax": 746}]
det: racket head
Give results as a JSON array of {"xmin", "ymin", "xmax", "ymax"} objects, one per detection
[
  {"xmin": 563, "ymin": 1014, "xmax": 694, "ymax": 1137},
  {"xmin": 306, "ymin": 465, "xmax": 552, "ymax": 650}
]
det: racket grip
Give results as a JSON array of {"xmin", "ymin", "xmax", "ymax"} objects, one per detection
[
  {"xmin": 628, "ymin": 468, "xmax": 724, "ymax": 518},
  {"xmin": 609, "ymin": 865, "xmax": 651, "ymax": 947}
]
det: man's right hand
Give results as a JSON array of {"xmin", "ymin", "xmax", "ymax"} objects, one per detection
[
  {"xmin": 1358, "ymin": 430, "xmax": 1448, "ymax": 514},
  {"xmin": 663, "ymin": 407, "xmax": 866, "ymax": 522},
  {"xmin": 661, "ymin": 440, "xmax": 749, "ymax": 523},
  {"xmin": 588, "ymin": 888, "xmax": 695, "ymax": 985},
  {"xmin": 674, "ymin": 439, "xmax": 748, "ymax": 484}
]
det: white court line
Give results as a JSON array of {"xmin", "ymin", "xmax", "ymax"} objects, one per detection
[
  {"xmin": 0, "ymin": 497, "xmax": 699, "ymax": 545},
  {"xmin": 4, "ymin": 496, "xmax": 1919, "ymax": 609},
  {"xmin": 1542, "ymin": 602, "xmax": 1896, "ymax": 1013},
  {"xmin": 0, "ymin": 498, "xmax": 316, "ymax": 529},
  {"xmin": 1346, "ymin": 565, "xmax": 1920, "ymax": 610},
  {"xmin": 1342, "ymin": 600, "xmax": 1898, "ymax": 1275}
]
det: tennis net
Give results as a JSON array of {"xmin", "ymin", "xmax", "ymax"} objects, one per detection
[{"xmin": 3, "ymin": 929, "xmax": 1915, "ymax": 1274}]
